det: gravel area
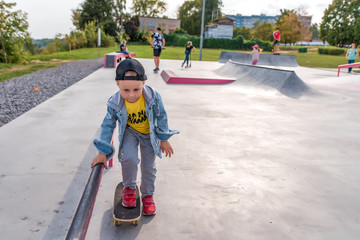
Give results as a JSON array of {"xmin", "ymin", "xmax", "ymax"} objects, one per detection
[{"xmin": 0, "ymin": 58, "xmax": 103, "ymax": 127}]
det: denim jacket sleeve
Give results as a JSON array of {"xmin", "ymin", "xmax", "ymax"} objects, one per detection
[
  {"xmin": 154, "ymin": 92, "xmax": 179, "ymax": 141},
  {"xmin": 93, "ymin": 106, "xmax": 117, "ymax": 160}
]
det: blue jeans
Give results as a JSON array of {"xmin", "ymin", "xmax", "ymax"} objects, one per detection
[
  {"xmin": 120, "ymin": 50, "xmax": 130, "ymax": 55},
  {"xmin": 348, "ymin": 59, "xmax": 355, "ymax": 72},
  {"xmin": 120, "ymin": 126, "xmax": 156, "ymax": 196},
  {"xmin": 183, "ymin": 50, "xmax": 190, "ymax": 65}
]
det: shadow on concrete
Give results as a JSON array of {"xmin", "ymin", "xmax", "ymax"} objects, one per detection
[
  {"xmin": 99, "ymin": 208, "xmax": 155, "ymax": 239},
  {"xmin": 42, "ymin": 128, "xmax": 112, "ymax": 239}
]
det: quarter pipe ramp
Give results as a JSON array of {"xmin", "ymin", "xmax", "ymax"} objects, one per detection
[
  {"xmin": 216, "ymin": 60, "xmax": 313, "ymax": 98},
  {"xmin": 218, "ymin": 51, "xmax": 299, "ymax": 67}
]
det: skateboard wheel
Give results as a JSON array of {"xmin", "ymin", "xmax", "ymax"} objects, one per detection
[
  {"xmin": 133, "ymin": 220, "xmax": 139, "ymax": 226},
  {"xmin": 114, "ymin": 220, "xmax": 120, "ymax": 226}
]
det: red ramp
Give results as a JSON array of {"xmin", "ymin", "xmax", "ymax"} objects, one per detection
[{"xmin": 161, "ymin": 70, "xmax": 235, "ymax": 84}]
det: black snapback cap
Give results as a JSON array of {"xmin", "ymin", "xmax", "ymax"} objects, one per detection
[{"xmin": 115, "ymin": 58, "xmax": 147, "ymax": 81}]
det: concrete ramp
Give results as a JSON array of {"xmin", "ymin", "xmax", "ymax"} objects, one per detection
[
  {"xmin": 217, "ymin": 60, "xmax": 312, "ymax": 98},
  {"xmin": 1, "ymin": 59, "xmax": 360, "ymax": 240},
  {"xmin": 218, "ymin": 51, "xmax": 299, "ymax": 67}
]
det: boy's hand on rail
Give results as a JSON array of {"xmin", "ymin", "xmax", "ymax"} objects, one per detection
[{"xmin": 91, "ymin": 153, "xmax": 108, "ymax": 169}]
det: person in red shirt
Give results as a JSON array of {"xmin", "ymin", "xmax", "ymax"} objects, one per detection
[{"xmin": 273, "ymin": 28, "xmax": 280, "ymax": 54}]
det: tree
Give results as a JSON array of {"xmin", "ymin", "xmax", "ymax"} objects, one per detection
[
  {"xmin": 132, "ymin": 0, "xmax": 167, "ymax": 17},
  {"xmin": 320, "ymin": 0, "xmax": 360, "ymax": 46},
  {"xmin": 310, "ymin": 24, "xmax": 320, "ymax": 40},
  {"xmin": 233, "ymin": 26, "xmax": 252, "ymax": 40},
  {"xmin": 83, "ymin": 21, "xmax": 98, "ymax": 47},
  {"xmin": 177, "ymin": 0, "xmax": 201, "ymax": 35},
  {"xmin": 253, "ymin": 19, "xmax": 260, "ymax": 28},
  {"xmin": 295, "ymin": 5, "xmax": 309, "ymax": 16},
  {"xmin": 178, "ymin": 0, "xmax": 223, "ymax": 36},
  {"xmin": 293, "ymin": 6, "xmax": 312, "ymax": 41},
  {"xmin": 253, "ymin": 21, "xmax": 274, "ymax": 41},
  {"xmin": 78, "ymin": 0, "xmax": 116, "ymax": 36},
  {"xmin": 53, "ymin": 33, "xmax": 64, "ymax": 52},
  {"xmin": 124, "ymin": 16, "xmax": 139, "ymax": 40},
  {"xmin": 0, "ymin": 1, "xmax": 29, "ymax": 63},
  {"xmin": 23, "ymin": 32, "xmax": 36, "ymax": 55},
  {"xmin": 277, "ymin": 10, "xmax": 303, "ymax": 45},
  {"xmin": 113, "ymin": 0, "xmax": 127, "ymax": 40},
  {"xmin": 71, "ymin": 8, "xmax": 82, "ymax": 30}
]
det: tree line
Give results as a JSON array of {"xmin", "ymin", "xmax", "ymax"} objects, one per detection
[{"xmin": 1, "ymin": 0, "xmax": 359, "ymax": 64}]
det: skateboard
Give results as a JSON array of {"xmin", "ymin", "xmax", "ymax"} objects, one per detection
[
  {"xmin": 113, "ymin": 182, "xmax": 141, "ymax": 226},
  {"xmin": 273, "ymin": 52, "xmax": 280, "ymax": 55}
]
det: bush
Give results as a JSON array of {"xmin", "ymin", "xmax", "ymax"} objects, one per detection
[
  {"xmin": 204, "ymin": 36, "xmax": 244, "ymax": 50},
  {"xmin": 174, "ymin": 28, "xmax": 188, "ymax": 34},
  {"xmin": 164, "ymin": 34, "xmax": 244, "ymax": 50},
  {"xmin": 318, "ymin": 48, "xmax": 345, "ymax": 55},
  {"xmin": 100, "ymin": 32, "xmax": 115, "ymax": 47},
  {"xmin": 243, "ymin": 38, "xmax": 272, "ymax": 51},
  {"xmin": 162, "ymin": 33, "xmax": 275, "ymax": 51}
]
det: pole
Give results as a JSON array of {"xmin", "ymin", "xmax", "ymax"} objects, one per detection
[
  {"xmin": 97, "ymin": 28, "xmax": 101, "ymax": 59},
  {"xmin": 199, "ymin": 0, "xmax": 205, "ymax": 61}
]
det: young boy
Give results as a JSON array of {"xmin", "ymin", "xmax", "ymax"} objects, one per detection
[{"xmin": 91, "ymin": 58, "xmax": 179, "ymax": 215}]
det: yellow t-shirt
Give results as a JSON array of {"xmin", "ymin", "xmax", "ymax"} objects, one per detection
[{"xmin": 124, "ymin": 94, "xmax": 150, "ymax": 134}]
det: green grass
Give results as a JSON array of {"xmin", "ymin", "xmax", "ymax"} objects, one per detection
[
  {"xmin": 292, "ymin": 52, "xmax": 346, "ymax": 68},
  {"xmin": 27, "ymin": 47, "xmax": 118, "ymax": 61},
  {"xmin": 0, "ymin": 44, "xmax": 349, "ymax": 82},
  {"xmin": 129, "ymin": 45, "xmax": 229, "ymax": 61},
  {"xmin": 0, "ymin": 62, "xmax": 64, "ymax": 82}
]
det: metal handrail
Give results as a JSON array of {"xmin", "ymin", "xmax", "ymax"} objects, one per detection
[{"xmin": 65, "ymin": 163, "xmax": 104, "ymax": 240}]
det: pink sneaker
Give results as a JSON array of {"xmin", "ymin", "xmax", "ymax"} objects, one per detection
[
  {"xmin": 142, "ymin": 195, "xmax": 156, "ymax": 216},
  {"xmin": 122, "ymin": 187, "xmax": 136, "ymax": 207}
]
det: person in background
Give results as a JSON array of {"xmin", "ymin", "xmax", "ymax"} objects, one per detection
[
  {"xmin": 150, "ymin": 28, "xmax": 165, "ymax": 72},
  {"xmin": 273, "ymin": 28, "xmax": 280, "ymax": 54},
  {"xmin": 250, "ymin": 44, "xmax": 262, "ymax": 65},
  {"xmin": 181, "ymin": 41, "xmax": 195, "ymax": 68},
  {"xmin": 119, "ymin": 40, "xmax": 130, "ymax": 56},
  {"xmin": 345, "ymin": 43, "xmax": 359, "ymax": 74}
]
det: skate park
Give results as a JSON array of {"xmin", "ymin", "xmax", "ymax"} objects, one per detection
[{"xmin": 0, "ymin": 52, "xmax": 360, "ymax": 239}]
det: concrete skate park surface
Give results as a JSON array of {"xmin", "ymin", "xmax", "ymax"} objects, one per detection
[{"xmin": 0, "ymin": 56, "xmax": 360, "ymax": 240}]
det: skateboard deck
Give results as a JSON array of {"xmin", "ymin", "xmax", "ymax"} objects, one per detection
[{"xmin": 113, "ymin": 182, "xmax": 141, "ymax": 226}]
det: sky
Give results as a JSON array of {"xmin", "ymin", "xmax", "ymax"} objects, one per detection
[{"xmin": 11, "ymin": 0, "xmax": 333, "ymax": 39}]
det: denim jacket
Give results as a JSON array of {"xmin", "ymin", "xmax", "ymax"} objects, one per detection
[{"xmin": 93, "ymin": 85, "xmax": 179, "ymax": 159}]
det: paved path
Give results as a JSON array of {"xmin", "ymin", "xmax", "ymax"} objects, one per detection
[{"xmin": 0, "ymin": 59, "xmax": 359, "ymax": 240}]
